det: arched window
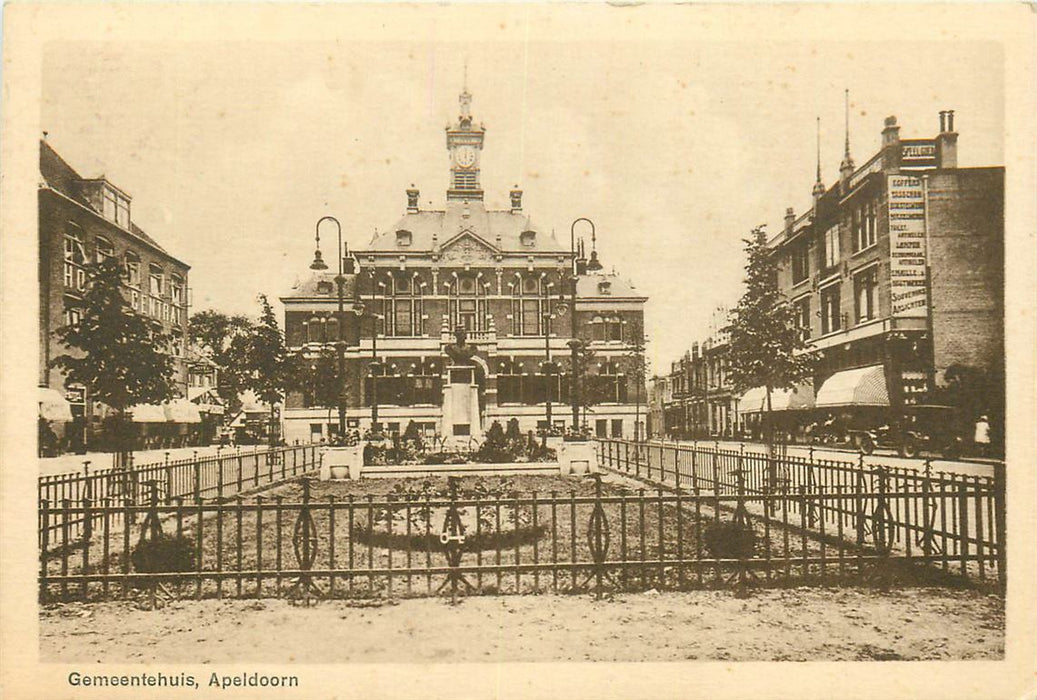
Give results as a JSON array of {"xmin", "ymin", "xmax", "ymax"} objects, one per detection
[
  {"xmin": 511, "ymin": 274, "xmax": 543, "ymax": 336},
  {"xmin": 306, "ymin": 316, "xmax": 324, "ymax": 344},
  {"xmin": 448, "ymin": 272, "xmax": 488, "ymax": 333},
  {"xmin": 124, "ymin": 251, "xmax": 141, "ymax": 287},
  {"xmin": 384, "ymin": 273, "xmax": 423, "ymax": 337},
  {"xmin": 95, "ymin": 236, "xmax": 114, "ymax": 264},
  {"xmin": 148, "ymin": 263, "xmax": 164, "ymax": 296}
]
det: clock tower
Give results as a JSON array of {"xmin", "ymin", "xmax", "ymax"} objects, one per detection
[{"xmin": 445, "ymin": 84, "xmax": 485, "ymax": 202}]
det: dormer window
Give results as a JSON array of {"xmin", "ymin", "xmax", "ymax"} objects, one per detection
[
  {"xmin": 316, "ymin": 281, "xmax": 333, "ymax": 295},
  {"xmin": 102, "ymin": 185, "xmax": 130, "ymax": 228},
  {"xmin": 520, "ymin": 230, "xmax": 536, "ymax": 247},
  {"xmin": 395, "ymin": 230, "xmax": 412, "ymax": 247},
  {"xmin": 598, "ymin": 280, "xmax": 612, "ymax": 295}
]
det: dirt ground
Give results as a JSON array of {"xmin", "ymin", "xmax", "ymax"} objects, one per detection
[{"xmin": 40, "ymin": 586, "xmax": 1002, "ymax": 663}]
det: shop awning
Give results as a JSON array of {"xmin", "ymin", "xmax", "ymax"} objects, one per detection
[
  {"xmin": 816, "ymin": 365, "xmax": 890, "ymax": 407},
  {"xmin": 166, "ymin": 398, "xmax": 202, "ymax": 424},
  {"xmin": 770, "ymin": 383, "xmax": 816, "ymax": 411},
  {"xmin": 130, "ymin": 403, "xmax": 167, "ymax": 423},
  {"xmin": 737, "ymin": 386, "xmax": 767, "ymax": 413},
  {"xmin": 38, "ymin": 387, "xmax": 73, "ymax": 422},
  {"xmin": 738, "ymin": 383, "xmax": 815, "ymax": 413}
]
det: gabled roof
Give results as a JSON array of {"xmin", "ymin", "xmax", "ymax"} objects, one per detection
[
  {"xmin": 39, "ymin": 139, "xmax": 171, "ymax": 256},
  {"xmin": 359, "ymin": 200, "xmax": 567, "ymax": 255}
]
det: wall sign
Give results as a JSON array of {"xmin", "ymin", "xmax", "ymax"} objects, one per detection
[{"xmin": 887, "ymin": 175, "xmax": 929, "ymax": 319}]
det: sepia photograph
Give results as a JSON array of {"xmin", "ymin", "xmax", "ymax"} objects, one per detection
[{"xmin": 2, "ymin": 3, "xmax": 1035, "ymax": 699}]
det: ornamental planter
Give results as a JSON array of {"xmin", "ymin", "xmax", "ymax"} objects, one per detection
[
  {"xmin": 319, "ymin": 444, "xmax": 364, "ymax": 480},
  {"xmin": 557, "ymin": 439, "xmax": 596, "ymax": 475}
]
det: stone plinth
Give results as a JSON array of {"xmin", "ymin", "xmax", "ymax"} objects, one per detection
[
  {"xmin": 557, "ymin": 440, "xmax": 596, "ymax": 475},
  {"xmin": 320, "ymin": 444, "xmax": 364, "ymax": 480}
]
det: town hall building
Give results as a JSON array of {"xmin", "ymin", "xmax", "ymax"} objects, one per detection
[{"xmin": 280, "ymin": 86, "xmax": 648, "ymax": 444}]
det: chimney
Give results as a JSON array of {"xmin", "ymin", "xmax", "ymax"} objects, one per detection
[
  {"xmin": 406, "ymin": 186, "xmax": 419, "ymax": 213},
  {"xmin": 936, "ymin": 109, "xmax": 958, "ymax": 169},
  {"xmin": 510, "ymin": 186, "xmax": 523, "ymax": 213},
  {"xmin": 784, "ymin": 207, "xmax": 795, "ymax": 234},
  {"xmin": 881, "ymin": 115, "xmax": 901, "ymax": 172},
  {"xmin": 575, "ymin": 238, "xmax": 588, "ymax": 275}
]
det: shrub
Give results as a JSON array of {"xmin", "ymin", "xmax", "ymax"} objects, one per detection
[
  {"xmin": 131, "ymin": 533, "xmax": 196, "ymax": 576},
  {"xmin": 702, "ymin": 520, "xmax": 757, "ymax": 560}
]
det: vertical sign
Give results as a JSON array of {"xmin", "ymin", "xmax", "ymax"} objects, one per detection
[{"xmin": 887, "ymin": 175, "xmax": 928, "ymax": 318}]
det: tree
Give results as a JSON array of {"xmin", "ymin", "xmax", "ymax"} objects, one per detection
[
  {"xmin": 187, "ymin": 310, "xmax": 255, "ymax": 415},
  {"xmin": 51, "ymin": 258, "xmax": 176, "ymax": 459},
  {"xmin": 621, "ymin": 319, "xmax": 649, "ymax": 443},
  {"xmin": 247, "ymin": 294, "xmax": 293, "ymax": 448},
  {"xmin": 726, "ymin": 226, "xmax": 816, "ymax": 492}
]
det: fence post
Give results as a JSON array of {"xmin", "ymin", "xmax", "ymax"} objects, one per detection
[
  {"xmin": 164, "ymin": 452, "xmax": 172, "ymax": 504},
  {"xmin": 82, "ymin": 494, "xmax": 93, "ymax": 542},
  {"xmin": 193, "ymin": 450, "xmax": 201, "ymax": 501},
  {"xmin": 993, "ymin": 461, "xmax": 1006, "ymax": 593},
  {"xmin": 711, "ymin": 446, "xmax": 720, "ymax": 495},
  {"xmin": 237, "ymin": 447, "xmax": 243, "ymax": 492},
  {"xmin": 39, "ymin": 499, "xmax": 50, "ymax": 601},
  {"xmin": 674, "ymin": 447, "xmax": 681, "ymax": 490}
]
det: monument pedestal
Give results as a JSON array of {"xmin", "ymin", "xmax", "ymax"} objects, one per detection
[
  {"xmin": 557, "ymin": 440, "xmax": 596, "ymax": 475},
  {"xmin": 442, "ymin": 364, "xmax": 482, "ymax": 441},
  {"xmin": 320, "ymin": 444, "xmax": 364, "ymax": 480}
]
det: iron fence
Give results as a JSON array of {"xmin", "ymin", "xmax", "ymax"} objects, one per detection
[
  {"xmin": 38, "ymin": 444, "xmax": 321, "ymax": 548},
  {"xmin": 39, "ymin": 470, "xmax": 1001, "ymax": 606},
  {"xmin": 596, "ymin": 438, "xmax": 1005, "ymax": 587}
]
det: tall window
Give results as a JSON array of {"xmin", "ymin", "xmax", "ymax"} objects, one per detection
[
  {"xmin": 149, "ymin": 263, "xmax": 164, "ymax": 297},
  {"xmin": 63, "ymin": 303, "xmax": 82, "ymax": 328},
  {"xmin": 794, "ymin": 296, "xmax": 811, "ymax": 339},
  {"xmin": 853, "ymin": 200, "xmax": 878, "ymax": 252},
  {"xmin": 821, "ymin": 283, "xmax": 842, "ymax": 335},
  {"xmin": 512, "ymin": 275, "xmax": 543, "ymax": 336},
  {"xmin": 447, "ymin": 273, "xmax": 487, "ymax": 333},
  {"xmin": 124, "ymin": 251, "xmax": 141, "ymax": 287},
  {"xmin": 791, "ymin": 242, "xmax": 810, "ymax": 284},
  {"xmin": 854, "ymin": 266, "xmax": 878, "ymax": 323},
  {"xmin": 63, "ymin": 224, "xmax": 87, "ymax": 290},
  {"xmin": 95, "ymin": 236, "xmax": 114, "ymax": 265},
  {"xmin": 385, "ymin": 275, "xmax": 422, "ymax": 337},
  {"xmin": 821, "ymin": 224, "xmax": 840, "ymax": 270}
]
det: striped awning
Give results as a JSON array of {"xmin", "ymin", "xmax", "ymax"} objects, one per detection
[
  {"xmin": 39, "ymin": 387, "xmax": 73, "ymax": 422},
  {"xmin": 738, "ymin": 383, "xmax": 815, "ymax": 413},
  {"xmin": 816, "ymin": 365, "xmax": 890, "ymax": 407}
]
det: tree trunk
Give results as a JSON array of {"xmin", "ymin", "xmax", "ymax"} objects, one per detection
[{"xmin": 765, "ymin": 385, "xmax": 776, "ymax": 512}]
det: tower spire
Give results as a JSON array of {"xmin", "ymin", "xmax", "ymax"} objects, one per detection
[
  {"xmin": 840, "ymin": 88, "xmax": 854, "ymax": 171},
  {"xmin": 812, "ymin": 116, "xmax": 825, "ymax": 199}
]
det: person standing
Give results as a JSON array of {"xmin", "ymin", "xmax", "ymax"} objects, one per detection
[{"xmin": 974, "ymin": 414, "xmax": 991, "ymax": 457}]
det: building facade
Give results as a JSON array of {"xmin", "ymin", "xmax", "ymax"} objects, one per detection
[
  {"xmin": 281, "ymin": 87, "xmax": 648, "ymax": 443},
  {"xmin": 761, "ymin": 110, "xmax": 1004, "ymax": 443},
  {"xmin": 39, "ymin": 139, "xmax": 193, "ymax": 449}
]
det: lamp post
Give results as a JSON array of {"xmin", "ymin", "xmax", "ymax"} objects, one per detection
[
  {"xmin": 349, "ymin": 300, "xmax": 382, "ymax": 433},
  {"xmin": 543, "ymin": 310, "xmax": 554, "ymax": 429},
  {"xmin": 315, "ymin": 216, "xmax": 349, "ymax": 442},
  {"xmin": 569, "ymin": 217, "xmax": 593, "ymax": 433}
]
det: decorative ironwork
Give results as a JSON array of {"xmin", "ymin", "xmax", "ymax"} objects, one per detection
[
  {"xmin": 136, "ymin": 480, "xmax": 173, "ymax": 609},
  {"xmin": 581, "ymin": 474, "xmax": 614, "ymax": 598},
  {"xmin": 727, "ymin": 468, "xmax": 757, "ymax": 596},
  {"xmin": 869, "ymin": 466, "xmax": 897, "ymax": 554},
  {"xmin": 288, "ymin": 478, "xmax": 322, "ymax": 605},
  {"xmin": 437, "ymin": 477, "xmax": 474, "ymax": 604},
  {"xmin": 915, "ymin": 459, "xmax": 944, "ymax": 556}
]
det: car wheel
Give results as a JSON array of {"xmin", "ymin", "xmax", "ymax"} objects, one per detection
[{"xmin": 899, "ymin": 437, "xmax": 919, "ymax": 459}]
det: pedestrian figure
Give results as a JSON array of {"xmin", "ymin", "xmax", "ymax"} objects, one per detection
[
  {"xmin": 38, "ymin": 417, "xmax": 58, "ymax": 457},
  {"xmin": 974, "ymin": 414, "xmax": 991, "ymax": 457}
]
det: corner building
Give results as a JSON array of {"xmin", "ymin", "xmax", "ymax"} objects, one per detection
[
  {"xmin": 281, "ymin": 87, "xmax": 648, "ymax": 443},
  {"xmin": 762, "ymin": 111, "xmax": 1004, "ymax": 442}
]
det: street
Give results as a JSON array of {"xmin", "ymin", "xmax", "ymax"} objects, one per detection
[
  {"xmin": 660, "ymin": 438, "xmax": 998, "ymax": 479},
  {"xmin": 38, "ymin": 444, "xmax": 271, "ymax": 478}
]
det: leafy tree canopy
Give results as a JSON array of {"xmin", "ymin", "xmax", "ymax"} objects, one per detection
[
  {"xmin": 51, "ymin": 259, "xmax": 176, "ymax": 414},
  {"xmin": 726, "ymin": 225, "xmax": 816, "ymax": 395}
]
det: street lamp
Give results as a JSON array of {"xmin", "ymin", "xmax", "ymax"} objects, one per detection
[
  {"xmin": 542, "ymin": 310, "xmax": 556, "ymax": 430},
  {"xmin": 349, "ymin": 300, "xmax": 383, "ymax": 433},
  {"xmin": 315, "ymin": 216, "xmax": 348, "ymax": 441},
  {"xmin": 569, "ymin": 217, "xmax": 594, "ymax": 433}
]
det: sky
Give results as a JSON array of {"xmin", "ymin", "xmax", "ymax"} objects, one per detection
[{"xmin": 41, "ymin": 32, "xmax": 1004, "ymax": 372}]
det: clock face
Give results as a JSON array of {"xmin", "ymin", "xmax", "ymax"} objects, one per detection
[{"xmin": 456, "ymin": 146, "xmax": 476, "ymax": 168}]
